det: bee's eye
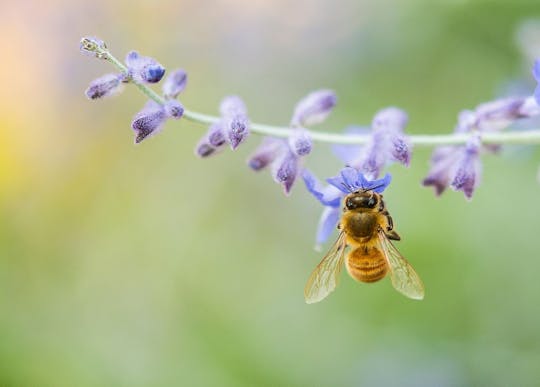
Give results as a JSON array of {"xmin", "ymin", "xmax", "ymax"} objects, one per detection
[{"xmin": 367, "ymin": 197, "xmax": 377, "ymax": 208}]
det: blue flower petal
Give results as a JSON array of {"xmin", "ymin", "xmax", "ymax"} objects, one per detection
[
  {"xmin": 302, "ymin": 169, "xmax": 342, "ymax": 207},
  {"xmin": 316, "ymin": 207, "xmax": 340, "ymax": 246},
  {"xmin": 533, "ymin": 59, "xmax": 540, "ymax": 82},
  {"xmin": 365, "ymin": 173, "xmax": 392, "ymax": 193}
]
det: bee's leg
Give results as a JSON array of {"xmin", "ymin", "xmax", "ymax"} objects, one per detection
[
  {"xmin": 382, "ymin": 213, "xmax": 400, "ymax": 240},
  {"xmin": 385, "ymin": 229, "xmax": 401, "ymax": 241}
]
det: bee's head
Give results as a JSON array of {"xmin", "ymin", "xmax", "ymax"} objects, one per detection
[{"xmin": 344, "ymin": 190, "xmax": 379, "ymax": 211}]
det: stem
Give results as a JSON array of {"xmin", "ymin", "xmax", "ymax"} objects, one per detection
[{"xmin": 102, "ymin": 47, "xmax": 540, "ymax": 147}]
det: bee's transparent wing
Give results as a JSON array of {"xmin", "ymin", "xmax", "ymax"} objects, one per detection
[
  {"xmin": 304, "ymin": 232, "xmax": 347, "ymax": 304},
  {"xmin": 378, "ymin": 229, "xmax": 425, "ymax": 300}
]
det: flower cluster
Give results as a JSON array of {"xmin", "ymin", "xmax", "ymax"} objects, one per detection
[
  {"xmin": 81, "ymin": 37, "xmax": 187, "ymax": 144},
  {"xmin": 195, "ymin": 96, "xmax": 250, "ymax": 157},
  {"xmin": 423, "ymin": 96, "xmax": 540, "ymax": 198},
  {"xmin": 130, "ymin": 65, "xmax": 187, "ymax": 143},
  {"xmin": 248, "ymin": 90, "xmax": 336, "ymax": 194}
]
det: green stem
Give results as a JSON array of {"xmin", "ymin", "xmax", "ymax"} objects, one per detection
[{"xmin": 99, "ymin": 44, "xmax": 540, "ymax": 147}]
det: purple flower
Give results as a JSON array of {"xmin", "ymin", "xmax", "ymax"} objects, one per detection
[
  {"xmin": 131, "ymin": 101, "xmax": 167, "ymax": 143},
  {"xmin": 272, "ymin": 149, "xmax": 298, "ymax": 194},
  {"xmin": 303, "ymin": 167, "xmax": 392, "ymax": 246},
  {"xmin": 131, "ymin": 99, "xmax": 184, "ymax": 144},
  {"xmin": 195, "ymin": 123, "xmax": 226, "ymax": 158},
  {"xmin": 125, "ymin": 51, "xmax": 165, "ymax": 84},
  {"xmin": 333, "ymin": 108, "xmax": 411, "ymax": 179},
  {"xmin": 248, "ymin": 138, "xmax": 283, "ymax": 171},
  {"xmin": 164, "ymin": 99, "xmax": 184, "ymax": 119},
  {"xmin": 162, "ymin": 69, "xmax": 187, "ymax": 99},
  {"xmin": 85, "ymin": 73, "xmax": 124, "ymax": 99},
  {"xmin": 290, "ymin": 90, "xmax": 337, "ymax": 127},
  {"xmin": 288, "ymin": 129, "xmax": 313, "ymax": 156},
  {"xmin": 450, "ymin": 136, "xmax": 482, "ymax": 199},
  {"xmin": 220, "ymin": 96, "xmax": 250, "ymax": 149}
]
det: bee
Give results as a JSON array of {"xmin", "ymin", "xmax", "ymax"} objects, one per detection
[{"xmin": 304, "ymin": 187, "xmax": 424, "ymax": 303}]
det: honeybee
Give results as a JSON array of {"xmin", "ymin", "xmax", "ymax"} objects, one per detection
[{"xmin": 305, "ymin": 188, "xmax": 424, "ymax": 303}]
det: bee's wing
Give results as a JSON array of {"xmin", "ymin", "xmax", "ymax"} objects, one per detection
[
  {"xmin": 377, "ymin": 229, "xmax": 425, "ymax": 300},
  {"xmin": 304, "ymin": 231, "xmax": 347, "ymax": 304}
]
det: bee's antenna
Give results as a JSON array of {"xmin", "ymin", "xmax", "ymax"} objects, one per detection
[{"xmin": 341, "ymin": 181, "xmax": 354, "ymax": 193}]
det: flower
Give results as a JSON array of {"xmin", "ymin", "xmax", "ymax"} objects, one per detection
[
  {"xmin": 195, "ymin": 96, "xmax": 250, "ymax": 157},
  {"xmin": 248, "ymin": 90, "xmax": 336, "ymax": 194},
  {"xmin": 125, "ymin": 51, "xmax": 165, "ymax": 84},
  {"xmin": 333, "ymin": 107, "xmax": 411, "ymax": 180},
  {"xmin": 220, "ymin": 96, "xmax": 250, "ymax": 149},
  {"xmin": 162, "ymin": 69, "xmax": 187, "ymax": 99},
  {"xmin": 303, "ymin": 167, "xmax": 391, "ymax": 246},
  {"xmin": 290, "ymin": 89, "xmax": 337, "ymax": 127},
  {"xmin": 85, "ymin": 73, "xmax": 125, "ymax": 99}
]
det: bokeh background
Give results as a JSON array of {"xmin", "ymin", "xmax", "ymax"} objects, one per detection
[{"xmin": 1, "ymin": 1, "xmax": 540, "ymax": 386}]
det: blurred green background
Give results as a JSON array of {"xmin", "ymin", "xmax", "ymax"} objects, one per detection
[{"xmin": 1, "ymin": 1, "xmax": 540, "ymax": 386}]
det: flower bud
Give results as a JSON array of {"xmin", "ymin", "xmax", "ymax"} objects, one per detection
[
  {"xmin": 164, "ymin": 100, "xmax": 184, "ymax": 119},
  {"xmin": 272, "ymin": 150, "xmax": 298, "ymax": 195},
  {"xmin": 162, "ymin": 69, "xmax": 188, "ymax": 99},
  {"xmin": 220, "ymin": 96, "xmax": 249, "ymax": 149},
  {"xmin": 291, "ymin": 90, "xmax": 337, "ymax": 127},
  {"xmin": 85, "ymin": 73, "xmax": 123, "ymax": 99},
  {"xmin": 288, "ymin": 129, "xmax": 313, "ymax": 156},
  {"xmin": 131, "ymin": 102, "xmax": 166, "ymax": 143},
  {"xmin": 125, "ymin": 51, "xmax": 165, "ymax": 84},
  {"xmin": 248, "ymin": 138, "xmax": 283, "ymax": 171}
]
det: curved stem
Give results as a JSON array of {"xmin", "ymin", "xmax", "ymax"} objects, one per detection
[{"xmin": 102, "ymin": 47, "xmax": 540, "ymax": 147}]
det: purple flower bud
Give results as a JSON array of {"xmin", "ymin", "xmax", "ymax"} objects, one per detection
[
  {"xmin": 207, "ymin": 122, "xmax": 226, "ymax": 147},
  {"xmin": 131, "ymin": 102, "xmax": 167, "ymax": 144},
  {"xmin": 533, "ymin": 59, "xmax": 540, "ymax": 105},
  {"xmin": 195, "ymin": 141, "xmax": 219, "ymax": 158},
  {"xmin": 391, "ymin": 136, "xmax": 411, "ymax": 166},
  {"xmin": 80, "ymin": 36, "xmax": 107, "ymax": 59},
  {"xmin": 372, "ymin": 107, "xmax": 412, "ymax": 167},
  {"xmin": 422, "ymin": 146, "xmax": 461, "ymax": 196},
  {"xmin": 220, "ymin": 96, "xmax": 250, "ymax": 149},
  {"xmin": 164, "ymin": 100, "xmax": 184, "ymax": 119},
  {"xmin": 450, "ymin": 136, "xmax": 482, "ymax": 199},
  {"xmin": 272, "ymin": 150, "xmax": 299, "ymax": 195},
  {"xmin": 291, "ymin": 89, "xmax": 337, "ymax": 127},
  {"xmin": 475, "ymin": 97, "xmax": 527, "ymax": 132},
  {"xmin": 162, "ymin": 69, "xmax": 187, "ymax": 99},
  {"xmin": 288, "ymin": 129, "xmax": 313, "ymax": 156},
  {"xmin": 125, "ymin": 51, "xmax": 165, "ymax": 84},
  {"xmin": 372, "ymin": 107, "xmax": 408, "ymax": 131},
  {"xmin": 85, "ymin": 73, "xmax": 123, "ymax": 99},
  {"xmin": 248, "ymin": 138, "xmax": 284, "ymax": 171}
]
